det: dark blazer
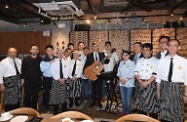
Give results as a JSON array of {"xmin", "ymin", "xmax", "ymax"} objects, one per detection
[
  {"xmin": 83, "ymin": 52, "xmax": 109, "ymax": 71},
  {"xmin": 130, "ymin": 53, "xmax": 143, "ymax": 61},
  {"xmin": 156, "ymin": 51, "xmax": 169, "ymax": 59}
]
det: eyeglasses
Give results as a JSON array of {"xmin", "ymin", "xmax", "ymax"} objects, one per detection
[{"xmin": 160, "ymin": 41, "xmax": 167, "ymax": 44}]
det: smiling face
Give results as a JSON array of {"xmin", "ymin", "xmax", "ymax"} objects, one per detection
[
  {"xmin": 159, "ymin": 37, "xmax": 168, "ymax": 50},
  {"xmin": 142, "ymin": 47, "xmax": 152, "ymax": 59},
  {"xmin": 8, "ymin": 48, "xmax": 17, "ymax": 59},
  {"xmin": 168, "ymin": 40, "xmax": 180, "ymax": 57},
  {"xmin": 30, "ymin": 46, "xmax": 39, "ymax": 55},
  {"xmin": 133, "ymin": 43, "xmax": 142, "ymax": 54}
]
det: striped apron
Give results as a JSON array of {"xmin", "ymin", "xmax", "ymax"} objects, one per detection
[
  {"xmin": 160, "ymin": 80, "xmax": 184, "ymax": 122},
  {"xmin": 66, "ymin": 78, "xmax": 81, "ymax": 98},
  {"xmin": 3, "ymin": 75, "xmax": 22, "ymax": 105},
  {"xmin": 49, "ymin": 80, "xmax": 67, "ymax": 105},
  {"xmin": 134, "ymin": 80, "xmax": 160, "ymax": 113}
]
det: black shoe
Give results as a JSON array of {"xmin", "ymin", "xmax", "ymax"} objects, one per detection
[
  {"xmin": 89, "ymin": 102, "xmax": 96, "ymax": 107},
  {"xmin": 75, "ymin": 97, "xmax": 80, "ymax": 107},
  {"xmin": 98, "ymin": 103, "xmax": 102, "ymax": 108}
]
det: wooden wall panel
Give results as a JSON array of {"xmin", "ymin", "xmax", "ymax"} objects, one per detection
[
  {"xmin": 177, "ymin": 28, "xmax": 187, "ymax": 58},
  {"xmin": 152, "ymin": 28, "xmax": 175, "ymax": 56},
  {"xmin": 109, "ymin": 30, "xmax": 129, "ymax": 58},
  {"xmin": 0, "ymin": 31, "xmax": 52, "ymax": 55}
]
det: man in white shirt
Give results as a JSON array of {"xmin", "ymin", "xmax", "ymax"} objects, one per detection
[
  {"xmin": 156, "ymin": 39, "xmax": 187, "ymax": 122},
  {"xmin": 134, "ymin": 43, "xmax": 159, "ymax": 119},
  {"xmin": 78, "ymin": 41, "xmax": 85, "ymax": 61},
  {"xmin": 103, "ymin": 41, "xmax": 119, "ymax": 99},
  {"xmin": 130, "ymin": 42, "xmax": 143, "ymax": 64},
  {"xmin": 156, "ymin": 36, "xmax": 170, "ymax": 59},
  {"xmin": 0, "ymin": 48, "xmax": 22, "ymax": 111}
]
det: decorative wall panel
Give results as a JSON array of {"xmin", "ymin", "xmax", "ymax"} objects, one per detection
[
  {"xmin": 69, "ymin": 31, "xmax": 88, "ymax": 50},
  {"xmin": 152, "ymin": 28, "xmax": 175, "ymax": 56},
  {"xmin": 109, "ymin": 30, "xmax": 129, "ymax": 58},
  {"xmin": 130, "ymin": 29, "xmax": 151, "ymax": 53},
  {"xmin": 177, "ymin": 28, "xmax": 187, "ymax": 58}
]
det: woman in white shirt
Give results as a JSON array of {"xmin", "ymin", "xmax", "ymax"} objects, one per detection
[
  {"xmin": 117, "ymin": 50, "xmax": 135, "ymax": 115},
  {"xmin": 68, "ymin": 51, "xmax": 83, "ymax": 108}
]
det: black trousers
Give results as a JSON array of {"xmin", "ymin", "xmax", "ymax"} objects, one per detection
[
  {"xmin": 92, "ymin": 77, "xmax": 103, "ymax": 105},
  {"xmin": 138, "ymin": 110, "xmax": 158, "ymax": 120},
  {"xmin": 4, "ymin": 103, "xmax": 19, "ymax": 112},
  {"xmin": 53, "ymin": 102, "xmax": 68, "ymax": 115},
  {"xmin": 24, "ymin": 81, "xmax": 41, "ymax": 110},
  {"xmin": 43, "ymin": 77, "xmax": 52, "ymax": 108}
]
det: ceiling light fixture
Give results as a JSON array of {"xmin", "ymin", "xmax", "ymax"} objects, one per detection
[
  {"xmin": 86, "ymin": 19, "xmax": 90, "ymax": 24},
  {"xmin": 5, "ymin": 5, "xmax": 9, "ymax": 9}
]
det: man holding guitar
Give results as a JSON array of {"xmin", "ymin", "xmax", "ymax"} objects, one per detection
[{"xmin": 84, "ymin": 42, "xmax": 109, "ymax": 110}]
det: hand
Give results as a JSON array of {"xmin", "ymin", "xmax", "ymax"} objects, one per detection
[
  {"xmin": 140, "ymin": 81, "xmax": 149, "ymax": 88},
  {"xmin": 121, "ymin": 79, "xmax": 127, "ymax": 85},
  {"xmin": 0, "ymin": 84, "xmax": 5, "ymax": 92},
  {"xmin": 59, "ymin": 78, "xmax": 65, "ymax": 85},
  {"xmin": 184, "ymin": 96, "xmax": 187, "ymax": 104},
  {"xmin": 21, "ymin": 79, "xmax": 24, "ymax": 86},
  {"xmin": 156, "ymin": 91, "xmax": 160, "ymax": 101},
  {"xmin": 71, "ymin": 76, "xmax": 77, "ymax": 81}
]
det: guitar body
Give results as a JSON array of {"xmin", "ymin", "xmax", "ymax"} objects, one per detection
[{"xmin": 84, "ymin": 61, "xmax": 104, "ymax": 81}]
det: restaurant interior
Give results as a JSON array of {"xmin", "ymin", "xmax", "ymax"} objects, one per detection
[{"xmin": 0, "ymin": 0, "xmax": 187, "ymax": 122}]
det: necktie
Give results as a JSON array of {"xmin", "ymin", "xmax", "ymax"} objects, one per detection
[
  {"xmin": 168, "ymin": 58, "xmax": 173, "ymax": 82},
  {"xmin": 134, "ymin": 55, "xmax": 138, "ymax": 64},
  {"xmin": 13, "ymin": 59, "xmax": 20, "ymax": 75},
  {"xmin": 95, "ymin": 53, "xmax": 98, "ymax": 61},
  {"xmin": 72, "ymin": 61, "xmax": 76, "ymax": 76},
  {"xmin": 60, "ymin": 59, "xmax": 63, "ymax": 78}
]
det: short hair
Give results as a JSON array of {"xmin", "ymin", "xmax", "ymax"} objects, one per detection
[
  {"xmin": 65, "ymin": 48, "xmax": 71, "ymax": 52},
  {"xmin": 92, "ymin": 42, "xmax": 98, "ymax": 46},
  {"xmin": 142, "ymin": 43, "xmax": 153, "ymax": 51},
  {"xmin": 30, "ymin": 45, "xmax": 38, "ymax": 49},
  {"xmin": 134, "ymin": 42, "xmax": 143, "ymax": 48},
  {"xmin": 45, "ymin": 45, "xmax": 53, "ymax": 50},
  {"xmin": 159, "ymin": 36, "xmax": 170, "ymax": 42},
  {"xmin": 78, "ymin": 41, "xmax": 84, "ymax": 45},
  {"xmin": 105, "ymin": 41, "xmax": 111, "ymax": 46},
  {"xmin": 168, "ymin": 39, "xmax": 180, "ymax": 46},
  {"xmin": 122, "ymin": 50, "xmax": 131, "ymax": 56},
  {"xmin": 83, "ymin": 47, "xmax": 89, "ymax": 50},
  {"xmin": 68, "ymin": 43, "xmax": 74, "ymax": 47},
  {"xmin": 73, "ymin": 51, "xmax": 80, "ymax": 55}
]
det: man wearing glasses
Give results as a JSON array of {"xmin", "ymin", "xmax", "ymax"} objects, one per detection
[
  {"xmin": 21, "ymin": 45, "xmax": 42, "ymax": 110},
  {"xmin": 156, "ymin": 36, "xmax": 170, "ymax": 59}
]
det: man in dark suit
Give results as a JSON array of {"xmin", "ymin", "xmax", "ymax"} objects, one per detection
[
  {"xmin": 156, "ymin": 36, "xmax": 170, "ymax": 59},
  {"xmin": 84, "ymin": 42, "xmax": 109, "ymax": 110},
  {"xmin": 130, "ymin": 42, "xmax": 143, "ymax": 64}
]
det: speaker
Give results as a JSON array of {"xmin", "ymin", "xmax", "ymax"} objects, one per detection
[{"xmin": 74, "ymin": 24, "xmax": 90, "ymax": 31}]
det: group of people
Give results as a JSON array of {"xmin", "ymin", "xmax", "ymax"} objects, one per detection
[{"xmin": 0, "ymin": 35, "xmax": 187, "ymax": 122}]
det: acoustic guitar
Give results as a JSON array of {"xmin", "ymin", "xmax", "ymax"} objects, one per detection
[{"xmin": 84, "ymin": 48, "xmax": 116, "ymax": 81}]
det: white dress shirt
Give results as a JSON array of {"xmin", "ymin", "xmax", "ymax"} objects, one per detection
[
  {"xmin": 69, "ymin": 59, "xmax": 83, "ymax": 78},
  {"xmin": 104, "ymin": 51, "xmax": 119, "ymax": 72},
  {"xmin": 51, "ymin": 58, "xmax": 70, "ymax": 80},
  {"xmin": 117, "ymin": 60, "xmax": 135, "ymax": 87},
  {"xmin": 80, "ymin": 55, "xmax": 87, "ymax": 79},
  {"xmin": 156, "ymin": 54, "xmax": 187, "ymax": 85},
  {"xmin": 134, "ymin": 57, "xmax": 158, "ymax": 80},
  {"xmin": 93, "ymin": 52, "xmax": 99, "ymax": 61},
  {"xmin": 160, "ymin": 50, "xmax": 167, "ymax": 59},
  {"xmin": 0, "ymin": 57, "xmax": 21, "ymax": 83}
]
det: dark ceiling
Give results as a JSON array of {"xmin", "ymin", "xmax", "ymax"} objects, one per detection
[{"xmin": 0, "ymin": 0, "xmax": 187, "ymax": 24}]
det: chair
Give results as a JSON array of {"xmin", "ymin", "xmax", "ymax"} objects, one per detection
[
  {"xmin": 8, "ymin": 107, "xmax": 40, "ymax": 117},
  {"xmin": 50, "ymin": 111, "xmax": 93, "ymax": 120},
  {"xmin": 116, "ymin": 114, "xmax": 160, "ymax": 122}
]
